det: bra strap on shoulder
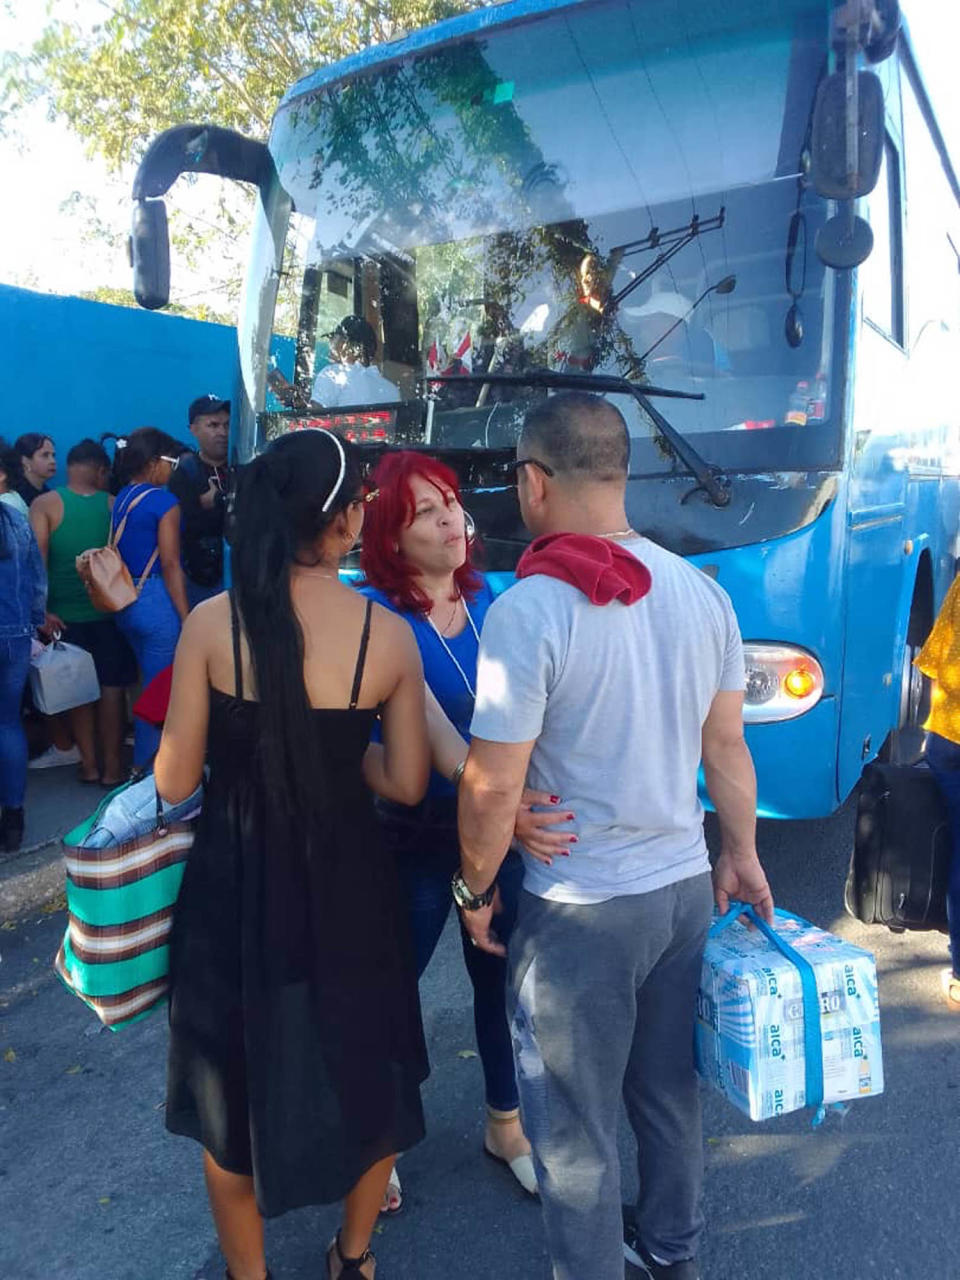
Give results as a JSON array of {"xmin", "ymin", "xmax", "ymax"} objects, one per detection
[
  {"xmin": 349, "ymin": 598, "xmax": 373, "ymax": 710},
  {"xmin": 228, "ymin": 589, "xmax": 244, "ymax": 700}
]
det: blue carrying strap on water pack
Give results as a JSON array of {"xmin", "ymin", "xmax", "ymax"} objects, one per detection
[{"xmin": 711, "ymin": 902, "xmax": 825, "ymax": 1113}]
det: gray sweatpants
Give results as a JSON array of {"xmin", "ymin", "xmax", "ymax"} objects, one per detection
[{"xmin": 508, "ymin": 872, "xmax": 713, "ymax": 1280}]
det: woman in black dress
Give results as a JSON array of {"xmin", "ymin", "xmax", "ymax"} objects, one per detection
[{"xmin": 155, "ymin": 429, "xmax": 430, "ymax": 1280}]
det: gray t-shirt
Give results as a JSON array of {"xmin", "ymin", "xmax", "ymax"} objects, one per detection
[{"xmin": 470, "ymin": 535, "xmax": 745, "ymax": 904}]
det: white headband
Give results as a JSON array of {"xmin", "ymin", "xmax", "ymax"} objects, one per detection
[{"xmin": 310, "ymin": 429, "xmax": 346, "ymax": 513}]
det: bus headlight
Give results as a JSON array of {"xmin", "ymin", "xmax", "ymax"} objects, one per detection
[{"xmin": 742, "ymin": 644, "xmax": 824, "ymax": 723}]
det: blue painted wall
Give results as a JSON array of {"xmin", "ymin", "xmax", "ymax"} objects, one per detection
[{"xmin": 0, "ymin": 284, "xmax": 237, "ymax": 480}]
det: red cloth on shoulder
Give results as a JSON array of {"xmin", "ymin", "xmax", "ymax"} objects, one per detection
[{"xmin": 515, "ymin": 533, "xmax": 651, "ymax": 605}]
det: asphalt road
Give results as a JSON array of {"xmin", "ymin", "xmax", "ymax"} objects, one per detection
[{"xmin": 1, "ymin": 798, "xmax": 957, "ymax": 1280}]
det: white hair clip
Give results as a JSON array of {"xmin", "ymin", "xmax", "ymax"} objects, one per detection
[{"xmin": 115, "ymin": 437, "xmax": 128, "ymax": 449}]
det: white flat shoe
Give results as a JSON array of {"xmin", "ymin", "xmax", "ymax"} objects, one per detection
[
  {"xmin": 379, "ymin": 1165, "xmax": 402, "ymax": 1215},
  {"xmin": 483, "ymin": 1143, "xmax": 539, "ymax": 1197}
]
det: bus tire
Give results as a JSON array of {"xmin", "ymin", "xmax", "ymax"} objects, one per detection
[{"xmin": 879, "ymin": 581, "xmax": 931, "ymax": 765}]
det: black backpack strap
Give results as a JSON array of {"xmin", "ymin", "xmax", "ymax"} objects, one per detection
[
  {"xmin": 228, "ymin": 589, "xmax": 244, "ymax": 700},
  {"xmin": 349, "ymin": 599, "xmax": 373, "ymax": 710}
]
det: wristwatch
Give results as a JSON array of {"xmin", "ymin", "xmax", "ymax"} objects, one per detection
[{"xmin": 451, "ymin": 871, "xmax": 495, "ymax": 912}]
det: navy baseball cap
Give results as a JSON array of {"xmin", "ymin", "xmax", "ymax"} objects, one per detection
[{"xmin": 188, "ymin": 395, "xmax": 230, "ymax": 424}]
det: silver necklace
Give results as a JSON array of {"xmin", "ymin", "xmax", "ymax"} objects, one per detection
[{"xmin": 427, "ymin": 598, "xmax": 480, "ymax": 699}]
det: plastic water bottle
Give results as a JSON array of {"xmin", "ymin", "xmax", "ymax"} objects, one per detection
[{"xmin": 785, "ymin": 380, "xmax": 810, "ymax": 426}]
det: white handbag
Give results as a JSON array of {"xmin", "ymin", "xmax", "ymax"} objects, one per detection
[{"xmin": 29, "ymin": 637, "xmax": 101, "ymax": 715}]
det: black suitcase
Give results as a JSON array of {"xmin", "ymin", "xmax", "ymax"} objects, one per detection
[{"xmin": 845, "ymin": 760, "xmax": 951, "ymax": 932}]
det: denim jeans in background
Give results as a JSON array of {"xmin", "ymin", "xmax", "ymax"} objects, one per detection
[
  {"xmin": 0, "ymin": 638, "xmax": 32, "ymax": 808},
  {"xmin": 379, "ymin": 795, "xmax": 524, "ymax": 1113},
  {"xmin": 116, "ymin": 575, "xmax": 181, "ymax": 767},
  {"xmin": 925, "ymin": 732, "xmax": 960, "ymax": 980}
]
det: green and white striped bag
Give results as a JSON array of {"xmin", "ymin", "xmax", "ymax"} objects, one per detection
[{"xmin": 54, "ymin": 785, "xmax": 199, "ymax": 1030}]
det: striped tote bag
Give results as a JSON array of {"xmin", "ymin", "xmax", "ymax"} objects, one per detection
[{"xmin": 54, "ymin": 780, "xmax": 202, "ymax": 1030}]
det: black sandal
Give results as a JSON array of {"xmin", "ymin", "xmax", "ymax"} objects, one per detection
[{"xmin": 327, "ymin": 1230, "xmax": 375, "ymax": 1278}]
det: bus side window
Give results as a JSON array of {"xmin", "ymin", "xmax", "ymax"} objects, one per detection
[{"xmin": 861, "ymin": 135, "xmax": 904, "ymax": 347}]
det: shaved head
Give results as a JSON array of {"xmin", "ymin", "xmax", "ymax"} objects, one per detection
[{"xmin": 519, "ymin": 392, "xmax": 629, "ymax": 483}]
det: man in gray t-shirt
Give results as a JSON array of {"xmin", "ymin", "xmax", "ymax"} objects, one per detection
[{"xmin": 455, "ymin": 393, "xmax": 773, "ymax": 1280}]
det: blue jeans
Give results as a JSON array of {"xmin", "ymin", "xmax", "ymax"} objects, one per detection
[
  {"xmin": 379, "ymin": 795, "xmax": 523, "ymax": 1112},
  {"xmin": 116, "ymin": 576, "xmax": 181, "ymax": 767},
  {"xmin": 0, "ymin": 637, "xmax": 32, "ymax": 808},
  {"xmin": 925, "ymin": 733, "xmax": 960, "ymax": 979}
]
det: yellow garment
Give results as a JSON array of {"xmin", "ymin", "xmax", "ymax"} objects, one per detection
[{"xmin": 916, "ymin": 574, "xmax": 960, "ymax": 746}]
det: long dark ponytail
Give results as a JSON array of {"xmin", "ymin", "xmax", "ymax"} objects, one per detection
[{"xmin": 231, "ymin": 430, "xmax": 362, "ymax": 842}]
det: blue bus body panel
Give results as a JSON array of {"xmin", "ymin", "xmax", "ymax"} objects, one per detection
[
  {"xmin": 686, "ymin": 499, "xmax": 847, "ymax": 818},
  {"xmin": 280, "ymin": 0, "xmax": 590, "ymax": 109}
]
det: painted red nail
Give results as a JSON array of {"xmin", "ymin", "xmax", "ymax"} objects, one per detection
[
  {"xmin": 550, "ymin": 795, "xmax": 561, "ymax": 804},
  {"xmin": 560, "ymin": 850, "xmax": 570, "ymax": 856},
  {"xmin": 566, "ymin": 814, "xmax": 575, "ymax": 821},
  {"xmin": 569, "ymin": 836, "xmax": 578, "ymax": 844}
]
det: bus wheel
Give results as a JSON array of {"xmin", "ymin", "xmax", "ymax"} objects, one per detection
[{"xmin": 880, "ymin": 593, "xmax": 931, "ymax": 765}]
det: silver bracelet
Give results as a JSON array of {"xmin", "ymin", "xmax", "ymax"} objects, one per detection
[{"xmin": 450, "ymin": 759, "xmax": 466, "ymax": 787}]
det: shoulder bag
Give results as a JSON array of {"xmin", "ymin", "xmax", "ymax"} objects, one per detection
[{"xmin": 75, "ymin": 487, "xmax": 160, "ymax": 613}]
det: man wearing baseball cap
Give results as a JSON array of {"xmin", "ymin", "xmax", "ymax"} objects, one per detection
[{"xmin": 168, "ymin": 395, "xmax": 231, "ymax": 608}]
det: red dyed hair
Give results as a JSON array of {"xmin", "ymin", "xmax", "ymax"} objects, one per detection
[{"xmin": 360, "ymin": 451, "xmax": 482, "ymax": 615}]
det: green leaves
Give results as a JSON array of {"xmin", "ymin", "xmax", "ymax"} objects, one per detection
[{"xmin": 4, "ymin": 0, "xmax": 485, "ymax": 169}]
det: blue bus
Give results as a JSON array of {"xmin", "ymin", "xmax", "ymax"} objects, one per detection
[{"xmin": 130, "ymin": 0, "xmax": 959, "ymax": 819}]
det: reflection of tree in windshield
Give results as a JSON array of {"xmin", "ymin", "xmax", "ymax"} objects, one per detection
[{"xmin": 284, "ymin": 39, "xmax": 645, "ymax": 378}]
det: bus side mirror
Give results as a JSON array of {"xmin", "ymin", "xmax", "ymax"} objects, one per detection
[
  {"xmin": 811, "ymin": 70, "xmax": 884, "ymax": 270},
  {"xmin": 129, "ymin": 199, "xmax": 170, "ymax": 310},
  {"xmin": 810, "ymin": 71, "xmax": 884, "ymax": 200}
]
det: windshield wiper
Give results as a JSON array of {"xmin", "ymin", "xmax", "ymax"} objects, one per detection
[{"xmin": 424, "ymin": 370, "xmax": 731, "ymax": 508}]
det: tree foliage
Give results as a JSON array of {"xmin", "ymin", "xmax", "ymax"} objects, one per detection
[
  {"xmin": 0, "ymin": 0, "xmax": 482, "ymax": 319},
  {"xmin": 4, "ymin": 0, "xmax": 484, "ymax": 168}
]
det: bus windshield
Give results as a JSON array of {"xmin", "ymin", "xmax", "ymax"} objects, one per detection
[{"xmin": 243, "ymin": 0, "xmax": 840, "ymax": 475}]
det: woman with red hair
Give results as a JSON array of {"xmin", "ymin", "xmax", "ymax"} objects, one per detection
[{"xmin": 361, "ymin": 451, "xmax": 574, "ymax": 1209}]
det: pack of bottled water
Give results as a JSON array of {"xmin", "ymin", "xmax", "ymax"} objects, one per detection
[{"xmin": 695, "ymin": 908, "xmax": 884, "ymax": 1121}]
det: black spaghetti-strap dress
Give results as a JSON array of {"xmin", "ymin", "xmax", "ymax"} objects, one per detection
[{"xmin": 165, "ymin": 597, "xmax": 429, "ymax": 1217}]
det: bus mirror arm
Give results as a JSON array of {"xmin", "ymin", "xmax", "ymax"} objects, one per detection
[
  {"xmin": 132, "ymin": 124, "xmax": 273, "ymax": 200},
  {"xmin": 129, "ymin": 124, "xmax": 274, "ymax": 311}
]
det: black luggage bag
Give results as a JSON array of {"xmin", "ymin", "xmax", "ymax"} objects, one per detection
[{"xmin": 846, "ymin": 760, "xmax": 951, "ymax": 932}]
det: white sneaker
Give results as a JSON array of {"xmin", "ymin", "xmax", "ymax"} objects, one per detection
[{"xmin": 28, "ymin": 744, "xmax": 82, "ymax": 770}]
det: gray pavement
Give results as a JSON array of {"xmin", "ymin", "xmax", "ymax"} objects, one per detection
[
  {"xmin": 0, "ymin": 765, "xmax": 110, "ymax": 919},
  {"xmin": 1, "ymin": 798, "xmax": 957, "ymax": 1279}
]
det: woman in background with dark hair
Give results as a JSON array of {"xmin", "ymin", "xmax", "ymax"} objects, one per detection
[
  {"xmin": 110, "ymin": 427, "xmax": 189, "ymax": 770},
  {"xmin": 13, "ymin": 433, "xmax": 57, "ymax": 507},
  {"xmin": 0, "ymin": 439, "xmax": 29, "ymax": 517},
  {"xmin": 361, "ymin": 451, "xmax": 574, "ymax": 1207},
  {"xmin": 155, "ymin": 430, "xmax": 430, "ymax": 1280}
]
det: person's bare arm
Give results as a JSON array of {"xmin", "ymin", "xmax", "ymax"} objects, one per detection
[
  {"xmin": 425, "ymin": 685, "xmax": 570, "ymax": 863},
  {"xmin": 154, "ymin": 609, "xmax": 210, "ymax": 803},
  {"xmin": 157, "ymin": 505, "xmax": 190, "ymax": 622},
  {"xmin": 424, "ymin": 684, "xmax": 469, "ymax": 781},
  {"xmin": 362, "ymin": 616, "xmax": 430, "ymax": 805},
  {"xmin": 29, "ymin": 491, "xmax": 61, "ymax": 563},
  {"xmin": 457, "ymin": 737, "xmax": 535, "ymax": 955},
  {"xmin": 29, "ymin": 492, "xmax": 65, "ymax": 634},
  {"xmin": 701, "ymin": 689, "xmax": 773, "ymax": 923}
]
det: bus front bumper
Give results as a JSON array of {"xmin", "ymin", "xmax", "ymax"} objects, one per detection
[{"xmin": 700, "ymin": 696, "xmax": 841, "ymax": 820}]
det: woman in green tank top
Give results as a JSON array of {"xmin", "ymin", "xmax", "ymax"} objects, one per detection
[
  {"xmin": 46, "ymin": 485, "xmax": 111, "ymax": 624},
  {"xmin": 30, "ymin": 440, "xmax": 134, "ymax": 785}
]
